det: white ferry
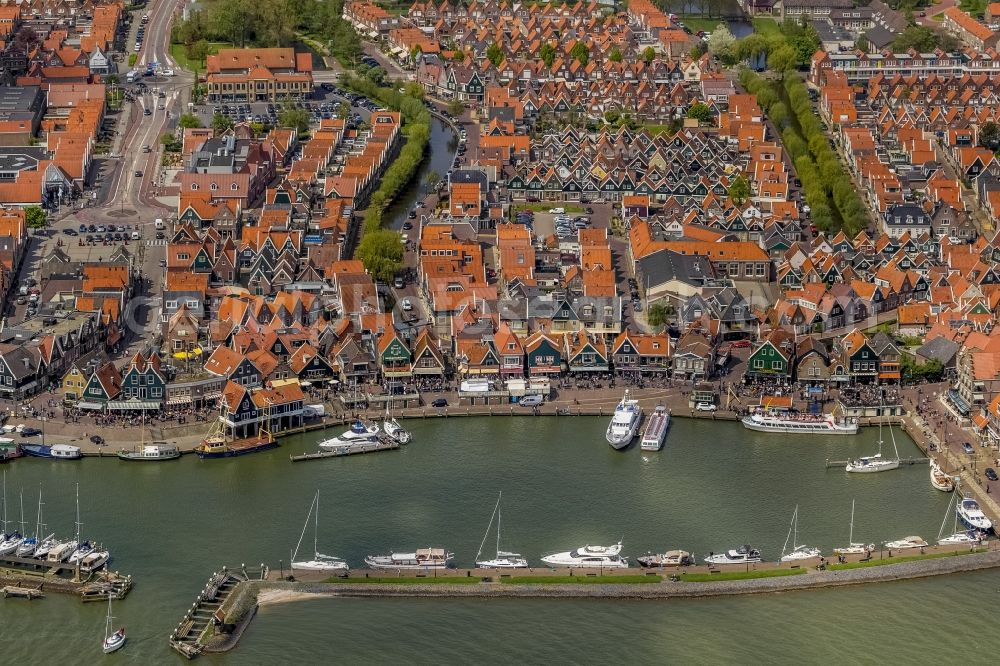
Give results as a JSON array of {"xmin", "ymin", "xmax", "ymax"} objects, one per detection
[
  {"xmin": 640, "ymin": 405, "xmax": 670, "ymax": 451},
  {"xmin": 741, "ymin": 395, "xmax": 857, "ymax": 435},
  {"xmin": 606, "ymin": 390, "xmax": 643, "ymax": 450}
]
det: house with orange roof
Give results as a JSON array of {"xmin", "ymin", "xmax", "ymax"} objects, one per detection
[
  {"xmin": 565, "ymin": 329, "xmax": 610, "ymax": 373},
  {"xmin": 206, "ymin": 47, "xmax": 313, "ymax": 102}
]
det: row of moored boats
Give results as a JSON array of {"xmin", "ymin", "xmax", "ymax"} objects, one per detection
[{"xmin": 605, "ymin": 391, "xmax": 671, "ymax": 451}]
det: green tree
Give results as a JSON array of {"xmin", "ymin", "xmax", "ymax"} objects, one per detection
[
  {"xmin": 160, "ymin": 133, "xmax": 181, "ymax": 152},
  {"xmin": 186, "ymin": 39, "xmax": 210, "ymax": 66},
  {"xmin": 24, "ymin": 205, "xmax": 46, "ymax": 229},
  {"xmin": 425, "ymin": 169, "xmax": 441, "ymax": 188},
  {"xmin": 768, "ymin": 44, "xmax": 799, "ymax": 77},
  {"xmin": 707, "ymin": 23, "xmax": 736, "ymax": 64},
  {"xmin": 686, "ymin": 102, "xmax": 712, "ymax": 124},
  {"xmin": 211, "ymin": 113, "xmax": 234, "ymax": 133},
  {"xmin": 336, "ymin": 102, "xmax": 352, "ymax": 119},
  {"xmin": 356, "ymin": 229, "xmax": 404, "ymax": 283},
  {"xmin": 178, "ymin": 113, "xmax": 203, "ymax": 129},
  {"xmin": 609, "ymin": 46, "xmax": 622, "ymax": 63},
  {"xmin": 569, "ymin": 41, "xmax": 589, "ymax": 66},
  {"xmin": 128, "ymin": 53, "xmax": 137, "ymax": 67},
  {"xmin": 486, "ymin": 42, "xmax": 504, "ymax": 67},
  {"xmin": 641, "ymin": 46, "xmax": 655, "ymax": 65},
  {"xmin": 646, "ymin": 303, "xmax": 668, "ymax": 329},
  {"xmin": 279, "ymin": 104, "xmax": 310, "ymax": 133},
  {"xmin": 980, "ymin": 121, "xmax": 1000, "ymax": 152},
  {"xmin": 727, "ymin": 174, "xmax": 751, "ymax": 207},
  {"xmin": 540, "ymin": 42, "xmax": 556, "ymax": 68},
  {"xmin": 259, "ymin": 0, "xmax": 294, "ymax": 47},
  {"xmin": 213, "ymin": 0, "xmax": 256, "ymax": 47},
  {"xmin": 447, "ymin": 98, "xmax": 465, "ymax": 116},
  {"xmin": 892, "ymin": 25, "xmax": 946, "ymax": 53}
]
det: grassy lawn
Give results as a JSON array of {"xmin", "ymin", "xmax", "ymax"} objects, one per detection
[
  {"xmin": 324, "ymin": 576, "xmax": 481, "ymax": 584},
  {"xmin": 678, "ymin": 568, "xmax": 807, "ymax": 582},
  {"xmin": 501, "ymin": 575, "xmax": 662, "ymax": 584},
  {"xmin": 643, "ymin": 123, "xmax": 679, "ymax": 137},
  {"xmin": 960, "ymin": 0, "xmax": 988, "ymax": 17},
  {"xmin": 513, "ymin": 202, "xmax": 585, "ymax": 213},
  {"xmin": 677, "ymin": 16, "xmax": 728, "ymax": 34},
  {"xmin": 752, "ymin": 17, "xmax": 782, "ymax": 37},
  {"xmin": 169, "ymin": 41, "xmax": 229, "ymax": 74},
  {"xmin": 828, "ymin": 548, "xmax": 986, "ymax": 571}
]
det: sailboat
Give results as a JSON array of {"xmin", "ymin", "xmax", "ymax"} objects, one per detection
[
  {"xmin": 16, "ymin": 487, "xmax": 39, "ymax": 557},
  {"xmin": 780, "ymin": 505, "xmax": 821, "ymax": 562},
  {"xmin": 845, "ymin": 403, "xmax": 899, "ymax": 473},
  {"xmin": 290, "ymin": 491, "xmax": 348, "ymax": 572},
  {"xmin": 833, "ymin": 499, "xmax": 874, "ymax": 555},
  {"xmin": 475, "ymin": 492, "xmax": 528, "ymax": 568},
  {"xmin": 937, "ymin": 488, "xmax": 982, "ymax": 545},
  {"xmin": 0, "ymin": 471, "xmax": 24, "ymax": 556},
  {"xmin": 381, "ymin": 405, "xmax": 412, "ymax": 444},
  {"xmin": 19, "ymin": 486, "xmax": 57, "ymax": 558},
  {"xmin": 102, "ymin": 593, "xmax": 126, "ymax": 653},
  {"xmin": 68, "ymin": 483, "xmax": 110, "ymax": 570}
]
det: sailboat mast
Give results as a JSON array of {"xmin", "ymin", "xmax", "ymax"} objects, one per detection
[
  {"xmin": 793, "ymin": 505, "xmax": 799, "ymax": 548},
  {"xmin": 34, "ymin": 485, "xmax": 42, "ymax": 540},
  {"xmin": 2, "ymin": 470, "xmax": 7, "ymax": 535},
  {"xmin": 314, "ymin": 491, "xmax": 319, "ymax": 556},
  {"xmin": 849, "ymin": 500, "xmax": 855, "ymax": 544},
  {"xmin": 75, "ymin": 482, "xmax": 81, "ymax": 543},
  {"xmin": 475, "ymin": 493, "xmax": 502, "ymax": 562},
  {"xmin": 496, "ymin": 492, "xmax": 502, "ymax": 557},
  {"xmin": 19, "ymin": 488, "xmax": 25, "ymax": 534}
]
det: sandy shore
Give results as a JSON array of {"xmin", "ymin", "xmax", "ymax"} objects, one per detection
[{"xmin": 256, "ymin": 588, "xmax": 334, "ymax": 607}]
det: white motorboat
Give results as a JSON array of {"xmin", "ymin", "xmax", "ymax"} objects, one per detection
[
  {"xmin": 290, "ymin": 491, "xmax": 349, "ymax": 572},
  {"xmin": 846, "ymin": 403, "xmax": 899, "ymax": 473},
  {"xmin": 780, "ymin": 505, "xmax": 821, "ymax": 562},
  {"xmin": 957, "ymin": 497, "xmax": 993, "ymax": 532},
  {"xmin": 929, "ymin": 458, "xmax": 954, "ymax": 492},
  {"xmin": 364, "ymin": 548, "xmax": 454, "ymax": 570},
  {"xmin": 741, "ymin": 410, "xmax": 857, "ymax": 434},
  {"xmin": 704, "ymin": 545, "xmax": 762, "ymax": 565},
  {"xmin": 318, "ymin": 421, "xmax": 380, "ymax": 450},
  {"xmin": 102, "ymin": 594, "xmax": 126, "ymax": 654},
  {"xmin": 81, "ymin": 548, "xmax": 110, "ymax": 572},
  {"xmin": 640, "ymin": 405, "xmax": 670, "ymax": 451},
  {"xmin": 833, "ymin": 500, "xmax": 874, "ymax": 555},
  {"xmin": 46, "ymin": 539, "xmax": 76, "ymax": 562},
  {"xmin": 541, "ymin": 542, "xmax": 628, "ymax": 568},
  {"xmin": 69, "ymin": 540, "xmax": 95, "ymax": 565},
  {"xmin": 937, "ymin": 486, "xmax": 986, "ymax": 545},
  {"xmin": 475, "ymin": 492, "xmax": 528, "ymax": 569},
  {"xmin": 637, "ymin": 550, "xmax": 693, "ymax": 567},
  {"xmin": 606, "ymin": 390, "xmax": 642, "ymax": 450},
  {"xmin": 885, "ymin": 536, "xmax": 928, "ymax": 550},
  {"xmin": 117, "ymin": 444, "xmax": 181, "ymax": 461}
]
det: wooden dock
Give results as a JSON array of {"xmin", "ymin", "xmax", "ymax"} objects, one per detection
[
  {"xmin": 170, "ymin": 565, "xmax": 267, "ymax": 659},
  {"xmin": 290, "ymin": 436, "xmax": 400, "ymax": 462},
  {"xmin": 0, "ymin": 553, "xmax": 131, "ymax": 601},
  {"xmin": 2, "ymin": 584, "xmax": 43, "ymax": 599},
  {"xmin": 826, "ymin": 457, "xmax": 928, "ymax": 468}
]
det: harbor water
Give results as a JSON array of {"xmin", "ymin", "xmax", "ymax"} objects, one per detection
[{"xmin": 0, "ymin": 416, "xmax": 994, "ymax": 661}]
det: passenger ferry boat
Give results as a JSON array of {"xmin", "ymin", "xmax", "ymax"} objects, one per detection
[
  {"xmin": 364, "ymin": 548, "xmax": 454, "ymax": 570},
  {"xmin": 741, "ymin": 396, "xmax": 857, "ymax": 435},
  {"xmin": 606, "ymin": 390, "xmax": 642, "ymax": 450},
  {"xmin": 640, "ymin": 405, "xmax": 670, "ymax": 451},
  {"xmin": 541, "ymin": 542, "xmax": 628, "ymax": 568}
]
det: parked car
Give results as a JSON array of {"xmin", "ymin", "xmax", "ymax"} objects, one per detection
[
  {"xmin": 963, "ymin": 442, "xmax": 975, "ymax": 454},
  {"xmin": 401, "ymin": 298, "xmax": 413, "ymax": 311},
  {"xmin": 20, "ymin": 427, "xmax": 42, "ymax": 437},
  {"xmin": 986, "ymin": 467, "xmax": 999, "ymax": 481},
  {"xmin": 695, "ymin": 402, "xmax": 717, "ymax": 412},
  {"xmin": 393, "ymin": 276, "xmax": 404, "ymax": 289},
  {"xmin": 431, "ymin": 398, "xmax": 448, "ymax": 408},
  {"xmin": 519, "ymin": 395, "xmax": 544, "ymax": 407}
]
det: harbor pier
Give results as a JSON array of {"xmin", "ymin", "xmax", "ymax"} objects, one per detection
[{"xmin": 0, "ymin": 553, "xmax": 132, "ymax": 601}]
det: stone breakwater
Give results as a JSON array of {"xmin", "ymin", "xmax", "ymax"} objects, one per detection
[{"xmin": 248, "ymin": 550, "xmax": 1000, "ymax": 602}]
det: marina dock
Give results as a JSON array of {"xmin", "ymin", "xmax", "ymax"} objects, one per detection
[
  {"xmin": 2, "ymin": 585, "xmax": 44, "ymax": 599},
  {"xmin": 170, "ymin": 565, "xmax": 267, "ymax": 659},
  {"xmin": 290, "ymin": 435, "xmax": 400, "ymax": 462},
  {"xmin": 825, "ymin": 457, "xmax": 928, "ymax": 468},
  {"xmin": 0, "ymin": 553, "xmax": 132, "ymax": 601}
]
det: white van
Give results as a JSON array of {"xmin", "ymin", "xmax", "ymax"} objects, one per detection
[
  {"xmin": 548, "ymin": 207, "xmax": 565, "ymax": 214},
  {"xmin": 154, "ymin": 218, "xmax": 165, "ymax": 230},
  {"xmin": 519, "ymin": 394, "xmax": 544, "ymax": 407}
]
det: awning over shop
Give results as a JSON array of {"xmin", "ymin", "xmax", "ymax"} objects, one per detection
[
  {"xmin": 166, "ymin": 395, "xmax": 192, "ymax": 406},
  {"xmin": 77, "ymin": 401, "xmax": 105, "ymax": 411},
  {"xmin": 947, "ymin": 389, "xmax": 970, "ymax": 417},
  {"xmin": 108, "ymin": 399, "xmax": 161, "ymax": 411}
]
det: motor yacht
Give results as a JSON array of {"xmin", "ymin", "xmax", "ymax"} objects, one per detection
[
  {"xmin": 885, "ymin": 536, "xmax": 928, "ymax": 550},
  {"xmin": 956, "ymin": 497, "xmax": 993, "ymax": 532},
  {"xmin": 636, "ymin": 550, "xmax": 692, "ymax": 567},
  {"xmin": 318, "ymin": 421, "xmax": 380, "ymax": 450},
  {"xmin": 364, "ymin": 548, "xmax": 454, "ymax": 570},
  {"xmin": 704, "ymin": 545, "xmax": 762, "ymax": 565},
  {"xmin": 606, "ymin": 391, "xmax": 642, "ymax": 450},
  {"xmin": 541, "ymin": 542, "xmax": 628, "ymax": 568}
]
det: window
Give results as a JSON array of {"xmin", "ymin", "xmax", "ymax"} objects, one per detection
[
  {"xmin": 753, "ymin": 359, "xmax": 764, "ymax": 369},
  {"xmin": 210, "ymin": 182, "xmax": 218, "ymax": 191},
  {"xmin": 165, "ymin": 300, "xmax": 178, "ymax": 309},
  {"xmin": 190, "ymin": 183, "xmax": 198, "ymax": 190},
  {"xmin": 231, "ymin": 183, "xmax": 239, "ymax": 191}
]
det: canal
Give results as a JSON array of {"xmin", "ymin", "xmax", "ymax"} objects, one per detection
[
  {"xmin": 383, "ymin": 115, "xmax": 458, "ymax": 233},
  {"xmin": 0, "ymin": 416, "xmax": 978, "ymax": 660}
]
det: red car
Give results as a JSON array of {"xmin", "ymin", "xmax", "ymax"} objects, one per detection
[{"xmin": 731, "ymin": 340, "xmax": 752, "ymax": 348}]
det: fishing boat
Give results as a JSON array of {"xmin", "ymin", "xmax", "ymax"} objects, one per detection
[
  {"xmin": 956, "ymin": 497, "xmax": 993, "ymax": 532},
  {"xmin": 937, "ymin": 490, "xmax": 985, "ymax": 546},
  {"xmin": 780, "ymin": 505, "xmax": 822, "ymax": 562},
  {"xmin": 541, "ymin": 542, "xmax": 628, "ymax": 568},
  {"xmin": 885, "ymin": 535, "xmax": 928, "ymax": 550},
  {"xmin": 636, "ymin": 550, "xmax": 693, "ymax": 567},
  {"xmin": 929, "ymin": 458, "xmax": 954, "ymax": 492},
  {"xmin": 474, "ymin": 492, "xmax": 528, "ymax": 569},
  {"xmin": 833, "ymin": 500, "xmax": 874, "ymax": 555},
  {"xmin": 19, "ymin": 443, "xmax": 82, "ymax": 460},
  {"xmin": 606, "ymin": 390, "xmax": 642, "ymax": 449},
  {"xmin": 846, "ymin": 406, "xmax": 899, "ymax": 473},
  {"xmin": 381, "ymin": 407, "xmax": 412, "ymax": 444},
  {"xmin": 318, "ymin": 420, "xmax": 380, "ymax": 450},
  {"xmin": 118, "ymin": 443, "xmax": 181, "ymax": 461},
  {"xmin": 290, "ymin": 491, "xmax": 349, "ymax": 572},
  {"xmin": 704, "ymin": 545, "xmax": 762, "ymax": 565},
  {"xmin": 741, "ymin": 395, "xmax": 857, "ymax": 434},
  {"xmin": 640, "ymin": 405, "xmax": 670, "ymax": 451},
  {"xmin": 102, "ymin": 593, "xmax": 126, "ymax": 654},
  {"xmin": 364, "ymin": 548, "xmax": 454, "ymax": 570}
]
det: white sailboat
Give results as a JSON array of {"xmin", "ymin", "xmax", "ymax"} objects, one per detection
[
  {"xmin": 937, "ymin": 489, "xmax": 983, "ymax": 546},
  {"xmin": 102, "ymin": 593, "xmax": 126, "ymax": 653},
  {"xmin": 381, "ymin": 405, "xmax": 412, "ymax": 444},
  {"xmin": 475, "ymin": 492, "xmax": 528, "ymax": 569},
  {"xmin": 845, "ymin": 405, "xmax": 899, "ymax": 474},
  {"xmin": 290, "ymin": 491, "xmax": 348, "ymax": 572},
  {"xmin": 0, "ymin": 471, "xmax": 24, "ymax": 556},
  {"xmin": 929, "ymin": 458, "xmax": 955, "ymax": 492},
  {"xmin": 0, "ymin": 488, "xmax": 27, "ymax": 556},
  {"xmin": 833, "ymin": 499, "xmax": 874, "ymax": 555},
  {"xmin": 780, "ymin": 505, "xmax": 821, "ymax": 562}
]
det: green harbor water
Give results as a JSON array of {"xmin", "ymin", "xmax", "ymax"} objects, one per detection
[{"xmin": 0, "ymin": 416, "xmax": 993, "ymax": 662}]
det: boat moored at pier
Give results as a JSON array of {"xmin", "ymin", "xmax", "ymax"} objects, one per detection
[
  {"xmin": 636, "ymin": 550, "xmax": 693, "ymax": 567},
  {"xmin": 319, "ymin": 421, "xmax": 380, "ymax": 451},
  {"xmin": 885, "ymin": 535, "xmax": 928, "ymax": 550},
  {"xmin": 364, "ymin": 548, "xmax": 454, "ymax": 570},
  {"xmin": 704, "ymin": 545, "xmax": 762, "ymax": 565},
  {"xmin": 19, "ymin": 443, "xmax": 82, "ymax": 460},
  {"xmin": 640, "ymin": 405, "xmax": 670, "ymax": 451},
  {"xmin": 117, "ymin": 444, "xmax": 181, "ymax": 461},
  {"xmin": 930, "ymin": 459, "xmax": 955, "ymax": 492},
  {"xmin": 956, "ymin": 497, "xmax": 993, "ymax": 532},
  {"xmin": 606, "ymin": 391, "xmax": 642, "ymax": 449},
  {"xmin": 741, "ymin": 410, "xmax": 858, "ymax": 435},
  {"xmin": 541, "ymin": 542, "xmax": 628, "ymax": 568}
]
